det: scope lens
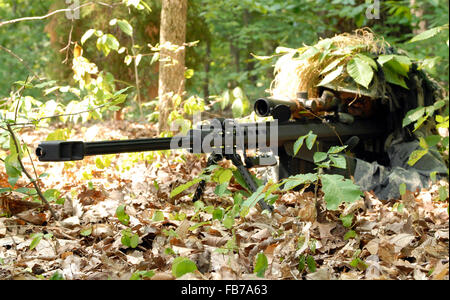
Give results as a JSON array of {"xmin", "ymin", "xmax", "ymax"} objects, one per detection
[{"xmin": 254, "ymin": 98, "xmax": 270, "ymax": 117}]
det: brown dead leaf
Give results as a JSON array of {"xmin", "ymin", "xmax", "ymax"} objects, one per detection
[
  {"xmin": 378, "ymin": 240, "xmax": 396, "ymax": 264},
  {"xmin": 151, "ymin": 272, "xmax": 175, "ymax": 280},
  {"xmin": 365, "ymin": 239, "xmax": 379, "ymax": 255},
  {"xmin": 251, "ymin": 228, "xmax": 271, "ymax": 242},
  {"xmin": 78, "ymin": 185, "xmax": 106, "ymax": 205},
  {"xmin": 175, "ymin": 219, "xmax": 190, "ymax": 240},
  {"xmin": 432, "ymin": 261, "xmax": 449, "ymax": 280},
  {"xmin": 316, "ymin": 222, "xmax": 336, "ymax": 240},
  {"xmin": 389, "ymin": 233, "xmax": 416, "ymax": 252},
  {"xmin": 61, "ymin": 251, "xmax": 74, "ymax": 259},
  {"xmin": 16, "ymin": 211, "xmax": 47, "ymax": 225},
  {"xmin": 0, "ymin": 195, "xmax": 42, "ymax": 216}
]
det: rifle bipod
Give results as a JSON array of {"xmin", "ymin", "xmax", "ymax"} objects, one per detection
[{"xmin": 192, "ymin": 152, "xmax": 274, "ymax": 212}]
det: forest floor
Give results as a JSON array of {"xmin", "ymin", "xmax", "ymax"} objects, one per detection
[{"xmin": 0, "ymin": 121, "xmax": 448, "ymax": 280}]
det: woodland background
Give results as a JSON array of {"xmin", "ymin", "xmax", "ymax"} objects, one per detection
[{"xmin": 0, "ymin": 0, "xmax": 448, "ymax": 281}]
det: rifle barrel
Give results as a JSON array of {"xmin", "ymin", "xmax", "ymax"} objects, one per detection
[{"xmin": 36, "ymin": 119, "xmax": 386, "ymax": 162}]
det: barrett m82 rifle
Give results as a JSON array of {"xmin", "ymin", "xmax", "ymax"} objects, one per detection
[{"xmin": 36, "ymin": 90, "xmax": 388, "ymax": 211}]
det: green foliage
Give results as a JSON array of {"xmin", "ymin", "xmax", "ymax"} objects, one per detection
[
  {"xmin": 293, "ymin": 131, "xmax": 317, "ymax": 156},
  {"xmin": 29, "ymin": 232, "xmax": 53, "ymax": 250},
  {"xmin": 115, "ymin": 205, "xmax": 130, "ymax": 225},
  {"xmin": 321, "ymin": 174, "xmax": 363, "ymax": 211},
  {"xmin": 402, "ymin": 97, "xmax": 449, "ymax": 167},
  {"xmin": 254, "ymin": 252, "xmax": 268, "ymax": 278},
  {"xmin": 49, "ymin": 271, "xmax": 65, "ymax": 280},
  {"xmin": 171, "ymin": 256, "xmax": 198, "ymax": 278},
  {"xmin": 130, "ymin": 270, "xmax": 155, "ymax": 280},
  {"xmin": 121, "ymin": 229, "xmax": 139, "ymax": 248}
]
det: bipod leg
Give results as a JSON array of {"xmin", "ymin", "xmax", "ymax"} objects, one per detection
[
  {"xmin": 192, "ymin": 153, "xmax": 223, "ymax": 202},
  {"xmin": 227, "ymin": 154, "xmax": 273, "ymax": 212}
]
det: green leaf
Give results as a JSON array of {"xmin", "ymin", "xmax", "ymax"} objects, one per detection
[
  {"xmin": 403, "ymin": 107, "xmax": 425, "ymax": 127},
  {"xmin": 297, "ymin": 46, "xmax": 319, "ymax": 61},
  {"xmin": 152, "ymin": 210, "xmax": 165, "ymax": 222},
  {"xmin": 105, "ymin": 34, "xmax": 120, "ymax": 51},
  {"xmin": 344, "ymin": 230, "xmax": 357, "ymax": 240},
  {"xmin": 409, "ymin": 25, "xmax": 448, "ymax": 43},
  {"xmin": 130, "ymin": 234, "xmax": 139, "ymax": 248},
  {"xmin": 340, "ymin": 213, "xmax": 353, "ymax": 228},
  {"xmin": 194, "ymin": 201, "xmax": 205, "ymax": 212},
  {"xmin": 242, "ymin": 185, "xmax": 265, "ymax": 210},
  {"xmin": 356, "ymin": 53, "xmax": 378, "ymax": 70},
  {"xmin": 189, "ymin": 221, "xmax": 211, "ymax": 231},
  {"xmin": 439, "ymin": 186, "xmax": 448, "ymax": 201},
  {"xmin": 170, "ymin": 178, "xmax": 202, "ymax": 198},
  {"xmin": 320, "ymin": 57, "xmax": 345, "ymax": 75},
  {"xmin": 329, "ymin": 155, "xmax": 346, "ymax": 169},
  {"xmin": 43, "ymin": 189, "xmax": 60, "ymax": 202},
  {"xmin": 231, "ymin": 98, "xmax": 244, "ymax": 118},
  {"xmin": 254, "ymin": 253, "xmax": 268, "ymax": 278},
  {"xmin": 321, "ymin": 174, "xmax": 362, "ymax": 210},
  {"xmin": 214, "ymin": 182, "xmax": 229, "ymax": 197},
  {"xmin": 116, "ymin": 205, "xmax": 130, "ymax": 225},
  {"xmin": 81, "ymin": 29, "xmax": 96, "ymax": 45},
  {"xmin": 298, "ymin": 255, "xmax": 306, "ymax": 272},
  {"xmin": 425, "ymin": 135, "xmax": 441, "ymax": 148},
  {"xmin": 124, "ymin": 55, "xmax": 133, "ymax": 66},
  {"xmin": 117, "ymin": 19, "xmax": 133, "ymax": 36},
  {"xmin": 282, "ymin": 173, "xmax": 318, "ymax": 191},
  {"xmin": 346, "ymin": 57, "xmax": 374, "ymax": 89},
  {"xmin": 29, "ymin": 233, "xmax": 44, "ymax": 250},
  {"xmin": 327, "ymin": 145, "xmax": 347, "ymax": 154},
  {"xmin": 218, "ymin": 169, "xmax": 233, "ymax": 184},
  {"xmin": 222, "ymin": 215, "xmax": 235, "ymax": 229},
  {"xmin": 130, "ymin": 270, "xmax": 155, "ymax": 280},
  {"xmin": 305, "ymin": 132, "xmax": 317, "ymax": 150},
  {"xmin": 377, "ymin": 54, "xmax": 394, "ymax": 65},
  {"xmin": 313, "ymin": 152, "xmax": 327, "ymax": 163},
  {"xmin": 184, "ymin": 69, "xmax": 194, "ymax": 79},
  {"xmin": 382, "ymin": 64, "xmax": 408, "ymax": 89},
  {"xmin": 407, "ymin": 149, "xmax": 428, "ymax": 166},
  {"xmin": 293, "ymin": 135, "xmax": 306, "ymax": 156},
  {"xmin": 391, "ymin": 55, "xmax": 411, "ymax": 76},
  {"xmin": 49, "ymin": 271, "xmax": 64, "ymax": 280},
  {"xmin": 5, "ymin": 154, "xmax": 21, "ymax": 184},
  {"xmin": 306, "ymin": 255, "xmax": 316, "ymax": 272},
  {"xmin": 212, "ymin": 208, "xmax": 224, "ymax": 221},
  {"xmin": 399, "ymin": 183, "xmax": 407, "ymax": 196},
  {"xmin": 172, "ymin": 257, "xmax": 198, "ymax": 278},
  {"xmin": 135, "ymin": 54, "xmax": 142, "ymax": 66},
  {"xmin": 318, "ymin": 65, "xmax": 343, "ymax": 86},
  {"xmin": 80, "ymin": 227, "xmax": 92, "ymax": 237}
]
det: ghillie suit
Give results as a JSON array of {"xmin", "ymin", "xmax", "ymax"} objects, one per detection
[{"xmin": 270, "ymin": 29, "xmax": 447, "ymax": 200}]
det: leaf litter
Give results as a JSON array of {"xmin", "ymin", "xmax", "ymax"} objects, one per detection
[{"xmin": 0, "ymin": 120, "xmax": 448, "ymax": 280}]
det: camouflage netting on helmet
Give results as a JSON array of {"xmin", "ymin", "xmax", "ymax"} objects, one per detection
[
  {"xmin": 269, "ymin": 29, "xmax": 444, "ymax": 136},
  {"xmin": 270, "ymin": 29, "xmax": 447, "ymax": 200}
]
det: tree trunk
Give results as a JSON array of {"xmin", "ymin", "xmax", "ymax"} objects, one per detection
[
  {"xmin": 203, "ymin": 39, "xmax": 211, "ymax": 100},
  {"xmin": 410, "ymin": 0, "xmax": 427, "ymax": 34},
  {"xmin": 158, "ymin": 0, "xmax": 188, "ymax": 134},
  {"xmin": 243, "ymin": 9, "xmax": 256, "ymax": 84}
]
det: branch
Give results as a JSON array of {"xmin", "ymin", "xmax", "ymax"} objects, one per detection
[
  {"xmin": 6, "ymin": 124, "xmax": 58, "ymax": 220},
  {"xmin": 0, "ymin": 2, "xmax": 94, "ymax": 27},
  {"xmin": 0, "ymin": 45, "xmax": 43, "ymax": 81},
  {"xmin": 10, "ymin": 103, "xmax": 110, "ymax": 127}
]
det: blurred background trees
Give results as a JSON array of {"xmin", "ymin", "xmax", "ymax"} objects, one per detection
[{"xmin": 0, "ymin": 0, "xmax": 448, "ymax": 120}]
